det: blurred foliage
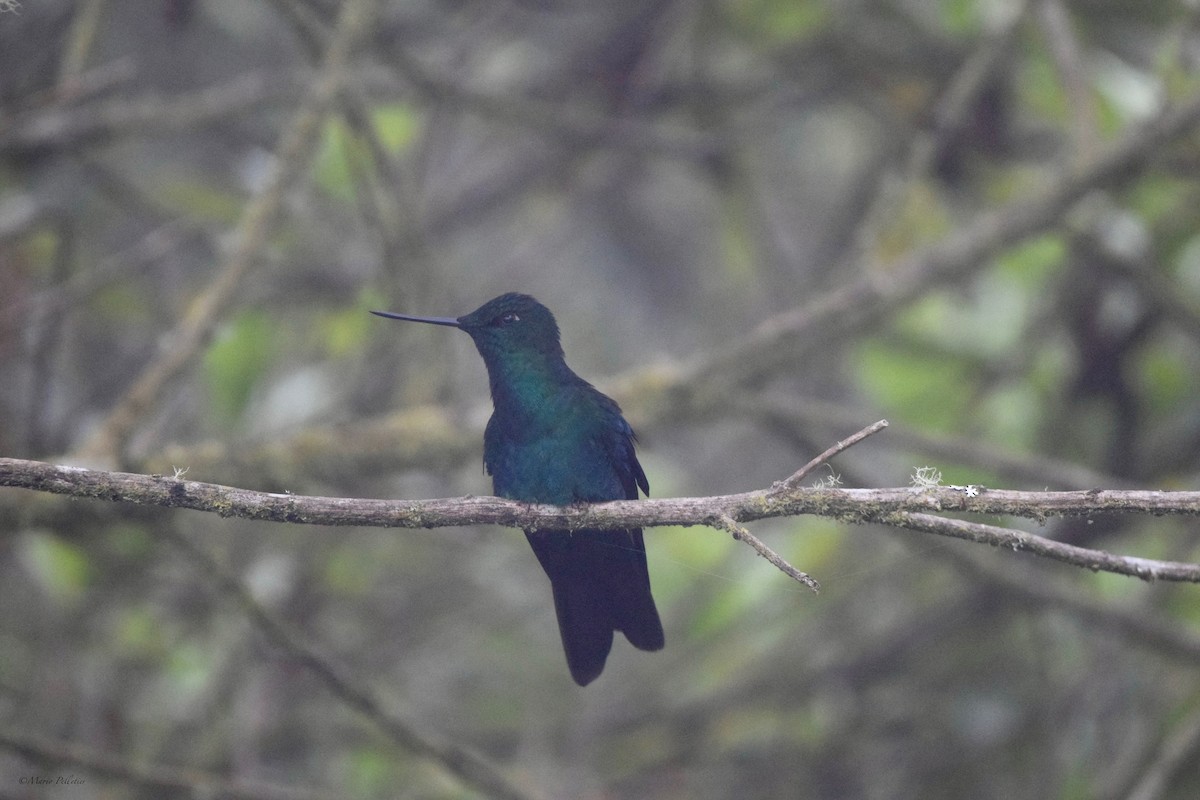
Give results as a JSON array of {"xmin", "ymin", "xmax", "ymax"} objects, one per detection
[
  {"xmin": 203, "ymin": 310, "xmax": 278, "ymax": 420},
  {"xmin": 16, "ymin": 531, "xmax": 91, "ymax": 604},
  {"xmin": 156, "ymin": 179, "xmax": 245, "ymax": 226},
  {"xmin": 313, "ymin": 104, "xmax": 420, "ymax": 200},
  {"xmin": 730, "ymin": 0, "xmax": 831, "ymax": 43},
  {"xmin": 3, "ymin": 0, "xmax": 1200, "ymax": 798},
  {"xmin": 317, "ymin": 288, "xmax": 386, "ymax": 358}
]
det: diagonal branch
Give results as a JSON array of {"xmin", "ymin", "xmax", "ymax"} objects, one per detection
[
  {"xmin": 772, "ymin": 418, "xmax": 889, "ymax": 492},
  {"xmin": 72, "ymin": 0, "xmax": 379, "ymax": 466},
  {"xmin": 708, "ymin": 512, "xmax": 820, "ymax": 593},
  {"xmin": 163, "ymin": 530, "xmax": 545, "ymax": 800},
  {"xmin": 887, "ymin": 512, "xmax": 1200, "ymax": 582},
  {"xmin": 680, "ymin": 88, "xmax": 1200, "ymax": 394}
]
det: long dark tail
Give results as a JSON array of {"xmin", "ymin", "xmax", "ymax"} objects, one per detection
[{"xmin": 527, "ymin": 528, "xmax": 664, "ymax": 686}]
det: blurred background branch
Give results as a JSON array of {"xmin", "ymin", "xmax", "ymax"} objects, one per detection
[
  {"xmin": 0, "ymin": 725, "xmax": 346, "ymax": 800},
  {"xmin": 73, "ymin": 0, "xmax": 380, "ymax": 466},
  {"xmin": 164, "ymin": 527, "xmax": 544, "ymax": 800}
]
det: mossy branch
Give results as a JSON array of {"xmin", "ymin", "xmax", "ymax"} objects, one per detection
[{"xmin": 6, "ymin": 421, "xmax": 1200, "ymax": 587}]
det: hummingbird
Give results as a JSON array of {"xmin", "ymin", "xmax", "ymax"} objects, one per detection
[{"xmin": 372, "ymin": 293, "xmax": 664, "ymax": 685}]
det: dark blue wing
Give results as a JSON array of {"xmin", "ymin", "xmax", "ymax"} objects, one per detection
[{"xmin": 593, "ymin": 391, "xmax": 649, "ymax": 501}]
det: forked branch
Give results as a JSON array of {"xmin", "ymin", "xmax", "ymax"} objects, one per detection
[{"xmin": 4, "ymin": 422, "xmax": 1200, "ymax": 587}]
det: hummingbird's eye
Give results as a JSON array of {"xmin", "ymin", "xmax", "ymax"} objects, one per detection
[{"xmin": 496, "ymin": 312, "xmax": 520, "ymax": 326}]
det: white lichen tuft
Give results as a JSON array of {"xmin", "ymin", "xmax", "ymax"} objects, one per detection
[
  {"xmin": 812, "ymin": 467, "xmax": 843, "ymax": 489},
  {"xmin": 910, "ymin": 466, "xmax": 942, "ymax": 489}
]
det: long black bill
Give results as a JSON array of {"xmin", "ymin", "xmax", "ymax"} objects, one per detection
[{"xmin": 370, "ymin": 310, "xmax": 460, "ymax": 327}]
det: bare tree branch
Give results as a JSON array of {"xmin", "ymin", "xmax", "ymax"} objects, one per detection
[
  {"xmin": 890, "ymin": 512, "xmax": 1200, "ymax": 582},
  {"xmin": 707, "ymin": 512, "xmax": 820, "ymax": 593},
  {"xmin": 8, "ymin": 455, "xmax": 1199, "ymax": 530},
  {"xmin": 0, "ymin": 71, "xmax": 302, "ymax": 156},
  {"xmin": 5, "ymin": 421, "xmax": 1200, "ymax": 586},
  {"xmin": 774, "ymin": 418, "xmax": 889, "ymax": 491}
]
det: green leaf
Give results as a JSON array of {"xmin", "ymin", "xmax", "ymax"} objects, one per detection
[
  {"xmin": 203, "ymin": 310, "xmax": 276, "ymax": 420},
  {"xmin": 18, "ymin": 532, "xmax": 90, "ymax": 603},
  {"xmin": 312, "ymin": 118, "xmax": 360, "ymax": 201},
  {"xmin": 854, "ymin": 339, "xmax": 973, "ymax": 432},
  {"xmin": 689, "ymin": 556, "xmax": 781, "ymax": 639},
  {"xmin": 156, "ymin": 180, "xmax": 243, "ymax": 224},
  {"xmin": 371, "ymin": 104, "xmax": 420, "ymax": 154},
  {"xmin": 731, "ymin": 0, "xmax": 830, "ymax": 43},
  {"xmin": 318, "ymin": 288, "xmax": 386, "ymax": 357},
  {"xmin": 996, "ymin": 235, "xmax": 1064, "ymax": 287},
  {"xmin": 1017, "ymin": 47, "xmax": 1070, "ymax": 125},
  {"xmin": 313, "ymin": 105, "xmax": 421, "ymax": 200},
  {"xmin": 939, "ymin": 0, "xmax": 984, "ymax": 35},
  {"xmin": 343, "ymin": 748, "xmax": 395, "ymax": 797},
  {"xmin": 653, "ymin": 525, "xmax": 735, "ymax": 604},
  {"xmin": 115, "ymin": 607, "xmax": 168, "ymax": 658}
]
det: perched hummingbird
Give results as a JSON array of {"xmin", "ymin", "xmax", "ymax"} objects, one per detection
[{"xmin": 372, "ymin": 293, "xmax": 664, "ymax": 685}]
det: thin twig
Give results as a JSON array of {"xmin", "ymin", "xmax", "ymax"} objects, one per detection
[
  {"xmin": 772, "ymin": 419, "xmax": 888, "ymax": 493},
  {"xmin": 738, "ymin": 395, "xmax": 1117, "ymax": 490},
  {"xmin": 710, "ymin": 513, "xmax": 820, "ymax": 593}
]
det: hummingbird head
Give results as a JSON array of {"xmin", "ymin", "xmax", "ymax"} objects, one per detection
[
  {"xmin": 372, "ymin": 292, "xmax": 565, "ymax": 366},
  {"xmin": 456, "ymin": 293, "xmax": 564, "ymax": 362}
]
